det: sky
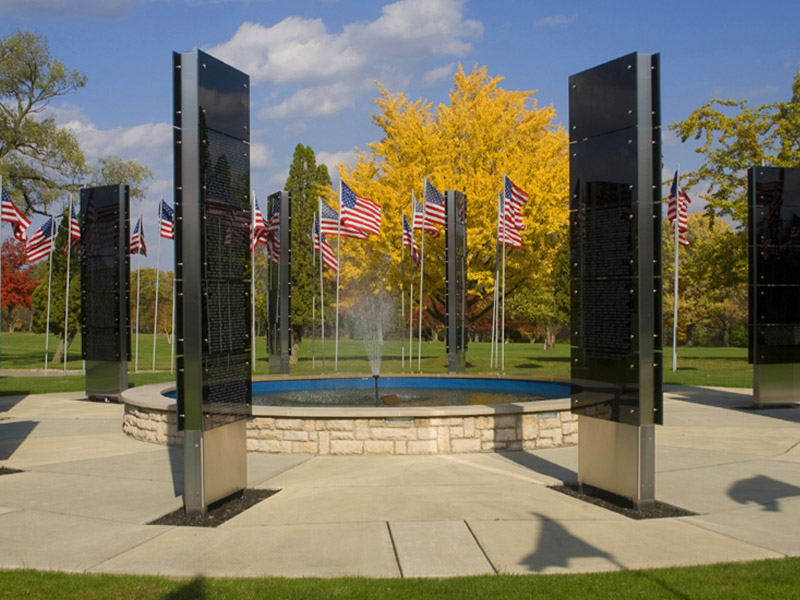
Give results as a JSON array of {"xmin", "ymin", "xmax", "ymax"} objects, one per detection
[{"xmin": 2, "ymin": 0, "xmax": 799, "ymax": 268}]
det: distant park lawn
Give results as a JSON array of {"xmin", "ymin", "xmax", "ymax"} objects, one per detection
[{"xmin": 0, "ymin": 332, "xmax": 751, "ymax": 396}]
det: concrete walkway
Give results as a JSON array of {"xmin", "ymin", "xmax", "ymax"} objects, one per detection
[{"xmin": 0, "ymin": 386, "xmax": 798, "ymax": 578}]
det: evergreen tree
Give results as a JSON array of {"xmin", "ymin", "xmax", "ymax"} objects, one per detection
[{"xmin": 284, "ymin": 144, "xmax": 331, "ymax": 341}]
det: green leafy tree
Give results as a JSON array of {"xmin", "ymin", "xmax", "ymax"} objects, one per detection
[
  {"xmin": 0, "ymin": 29, "xmax": 89, "ymax": 215},
  {"xmin": 283, "ymin": 144, "xmax": 332, "ymax": 342},
  {"xmin": 91, "ymin": 156, "xmax": 153, "ymax": 203},
  {"xmin": 671, "ymin": 71, "xmax": 800, "ymax": 227}
]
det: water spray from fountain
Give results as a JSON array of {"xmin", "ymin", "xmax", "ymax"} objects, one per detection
[{"xmin": 352, "ymin": 288, "xmax": 396, "ymax": 406}]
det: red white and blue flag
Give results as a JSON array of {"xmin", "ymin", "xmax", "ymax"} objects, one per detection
[
  {"xmin": 64, "ymin": 204, "xmax": 81, "ymax": 254},
  {"xmin": 1, "ymin": 185, "xmax": 31, "ymax": 241},
  {"xmin": 498, "ymin": 195, "xmax": 522, "ymax": 249},
  {"xmin": 503, "ymin": 175, "xmax": 528, "ymax": 230},
  {"xmin": 423, "ymin": 178, "xmax": 446, "ymax": 228},
  {"xmin": 412, "ymin": 191, "xmax": 439, "ymax": 237},
  {"xmin": 667, "ymin": 171, "xmax": 690, "ymax": 246},
  {"xmin": 402, "ymin": 212, "xmax": 419, "ymax": 265},
  {"xmin": 25, "ymin": 217, "xmax": 56, "ymax": 262},
  {"xmin": 340, "ymin": 181, "xmax": 381, "ymax": 236},
  {"xmin": 131, "ymin": 216, "xmax": 147, "ymax": 256},
  {"xmin": 159, "ymin": 200, "xmax": 175, "ymax": 240},
  {"xmin": 251, "ymin": 198, "xmax": 268, "ymax": 251},
  {"xmin": 314, "ymin": 214, "xmax": 338, "ymax": 272},
  {"xmin": 320, "ymin": 200, "xmax": 368, "ymax": 239}
]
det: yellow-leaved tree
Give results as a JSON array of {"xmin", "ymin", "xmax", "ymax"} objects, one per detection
[{"xmin": 325, "ymin": 64, "xmax": 569, "ymax": 341}]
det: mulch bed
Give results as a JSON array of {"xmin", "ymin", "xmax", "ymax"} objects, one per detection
[
  {"xmin": 0, "ymin": 466, "xmax": 23, "ymax": 476},
  {"xmin": 149, "ymin": 489, "xmax": 280, "ymax": 528},
  {"xmin": 550, "ymin": 483, "xmax": 697, "ymax": 520}
]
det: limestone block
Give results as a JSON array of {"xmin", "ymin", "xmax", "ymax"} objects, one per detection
[
  {"xmin": 369, "ymin": 427, "xmax": 417, "ymax": 441},
  {"xmin": 536, "ymin": 437, "xmax": 555, "ymax": 449},
  {"xmin": 275, "ymin": 419, "xmax": 305, "ymax": 431},
  {"xmin": 463, "ymin": 417, "xmax": 476, "ymax": 438},
  {"xmin": 330, "ymin": 440, "xmax": 364, "ymax": 455},
  {"xmin": 451, "ymin": 438, "xmax": 481, "ymax": 453},
  {"xmin": 416, "ymin": 427, "xmax": 437, "ymax": 440},
  {"xmin": 330, "ymin": 430, "xmax": 355, "ymax": 440},
  {"xmin": 493, "ymin": 415, "xmax": 517, "ymax": 429},
  {"xmin": 323, "ymin": 419, "xmax": 355, "ymax": 431},
  {"xmin": 354, "ymin": 420, "xmax": 370, "ymax": 440},
  {"xmin": 283, "ymin": 430, "xmax": 309, "ymax": 442},
  {"xmin": 564, "ymin": 433, "xmax": 578, "ymax": 445},
  {"xmin": 407, "ymin": 440, "xmax": 438, "ymax": 454},
  {"xmin": 365, "ymin": 440, "xmax": 395, "ymax": 454},
  {"xmin": 437, "ymin": 426, "xmax": 451, "ymax": 452},
  {"xmin": 262, "ymin": 440, "xmax": 293, "ymax": 453},
  {"xmin": 494, "ymin": 428, "xmax": 518, "ymax": 442},
  {"xmin": 539, "ymin": 416, "xmax": 561, "ymax": 430},
  {"xmin": 563, "ymin": 421, "xmax": 578, "ymax": 435},
  {"xmin": 449, "ymin": 426, "xmax": 464, "ymax": 439},
  {"xmin": 521, "ymin": 414, "xmax": 539, "ymax": 439},
  {"xmin": 395, "ymin": 441, "xmax": 407, "ymax": 454},
  {"xmin": 292, "ymin": 441, "xmax": 318, "ymax": 454},
  {"xmin": 476, "ymin": 416, "xmax": 492, "ymax": 430},
  {"xmin": 318, "ymin": 431, "xmax": 331, "ymax": 455}
]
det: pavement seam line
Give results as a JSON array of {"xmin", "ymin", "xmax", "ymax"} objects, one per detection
[
  {"xmin": 385, "ymin": 522, "xmax": 405, "ymax": 579},
  {"xmin": 679, "ymin": 516, "xmax": 789, "ymax": 559},
  {"xmin": 464, "ymin": 520, "xmax": 498, "ymax": 574},
  {"xmin": 84, "ymin": 527, "xmax": 177, "ymax": 573}
]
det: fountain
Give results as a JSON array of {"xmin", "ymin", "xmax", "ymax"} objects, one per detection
[{"xmin": 352, "ymin": 288, "xmax": 395, "ymax": 407}]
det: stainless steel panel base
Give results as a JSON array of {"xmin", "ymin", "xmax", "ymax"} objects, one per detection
[
  {"xmin": 754, "ymin": 363, "xmax": 800, "ymax": 406},
  {"xmin": 578, "ymin": 416, "xmax": 655, "ymax": 509},
  {"xmin": 85, "ymin": 360, "xmax": 128, "ymax": 401},
  {"xmin": 183, "ymin": 420, "xmax": 247, "ymax": 516}
]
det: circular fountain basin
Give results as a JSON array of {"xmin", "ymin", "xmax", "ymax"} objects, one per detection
[
  {"xmin": 122, "ymin": 376, "xmax": 577, "ymax": 455},
  {"xmin": 253, "ymin": 376, "xmax": 569, "ymax": 407}
]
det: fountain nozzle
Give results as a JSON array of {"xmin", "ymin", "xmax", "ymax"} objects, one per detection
[{"xmin": 373, "ymin": 374, "xmax": 380, "ymax": 407}]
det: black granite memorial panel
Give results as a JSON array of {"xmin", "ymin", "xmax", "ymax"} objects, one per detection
[
  {"xmin": 80, "ymin": 185, "xmax": 130, "ymax": 363},
  {"xmin": 569, "ymin": 52, "xmax": 662, "ymax": 427},
  {"xmin": 749, "ymin": 167, "xmax": 800, "ymax": 365}
]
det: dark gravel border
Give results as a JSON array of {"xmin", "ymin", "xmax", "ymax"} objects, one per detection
[
  {"xmin": 0, "ymin": 466, "xmax": 23, "ymax": 476},
  {"xmin": 550, "ymin": 483, "xmax": 697, "ymax": 520},
  {"xmin": 149, "ymin": 489, "xmax": 280, "ymax": 528}
]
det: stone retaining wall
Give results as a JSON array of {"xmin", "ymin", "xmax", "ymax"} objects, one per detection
[{"xmin": 121, "ymin": 383, "xmax": 577, "ymax": 455}]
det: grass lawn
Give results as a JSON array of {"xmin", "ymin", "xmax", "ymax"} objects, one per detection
[
  {"xmin": 0, "ymin": 332, "xmax": 752, "ymax": 395},
  {"xmin": 0, "ymin": 557, "xmax": 798, "ymax": 599}
]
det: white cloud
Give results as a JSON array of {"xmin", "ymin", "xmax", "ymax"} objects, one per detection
[
  {"xmin": 208, "ymin": 0, "xmax": 482, "ymax": 119},
  {"xmin": 259, "ymin": 82, "xmax": 361, "ymax": 119},
  {"xmin": 268, "ymin": 169, "xmax": 289, "ymax": 187},
  {"xmin": 63, "ymin": 119, "xmax": 172, "ymax": 163},
  {"xmin": 317, "ymin": 149, "xmax": 358, "ymax": 175},
  {"xmin": 534, "ymin": 14, "xmax": 576, "ymax": 28},
  {"xmin": 422, "ymin": 63, "xmax": 456, "ymax": 86},
  {"xmin": 250, "ymin": 142, "xmax": 272, "ymax": 168}
]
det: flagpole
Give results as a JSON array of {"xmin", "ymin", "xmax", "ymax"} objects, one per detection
[
  {"xmin": 44, "ymin": 215, "xmax": 54, "ymax": 375},
  {"xmin": 491, "ymin": 192, "xmax": 501, "ymax": 369},
  {"xmin": 0, "ymin": 176, "xmax": 4, "ymax": 361},
  {"xmin": 251, "ymin": 191, "xmax": 257, "ymax": 373},
  {"xmin": 401, "ymin": 215, "xmax": 405, "ymax": 369},
  {"xmin": 418, "ymin": 180, "xmax": 427, "ymax": 371},
  {"xmin": 673, "ymin": 165, "xmax": 680, "ymax": 372},
  {"xmin": 134, "ymin": 215, "xmax": 142, "ymax": 373},
  {"xmin": 311, "ymin": 215, "xmax": 316, "ymax": 370},
  {"xmin": 318, "ymin": 204, "xmax": 326, "ymax": 370},
  {"xmin": 501, "ymin": 193, "xmax": 506, "ymax": 373},
  {"xmin": 152, "ymin": 199, "xmax": 163, "ymax": 371},
  {"xmin": 335, "ymin": 182, "xmax": 342, "ymax": 371},
  {"xmin": 64, "ymin": 199, "xmax": 74, "ymax": 372}
]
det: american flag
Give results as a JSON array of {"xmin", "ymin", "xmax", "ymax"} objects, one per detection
[
  {"xmin": 503, "ymin": 175, "xmax": 528, "ymax": 230},
  {"xmin": 402, "ymin": 212, "xmax": 419, "ymax": 265},
  {"xmin": 667, "ymin": 171, "xmax": 690, "ymax": 234},
  {"xmin": 266, "ymin": 196, "xmax": 281, "ymax": 234},
  {"xmin": 498, "ymin": 195, "xmax": 522, "ymax": 249},
  {"xmin": 265, "ymin": 233, "xmax": 280, "ymax": 264},
  {"xmin": 1, "ymin": 185, "xmax": 31, "ymax": 241},
  {"xmin": 25, "ymin": 217, "xmax": 56, "ymax": 262},
  {"xmin": 340, "ymin": 181, "xmax": 381, "ymax": 236},
  {"xmin": 251, "ymin": 198, "xmax": 268, "ymax": 252},
  {"xmin": 412, "ymin": 191, "xmax": 439, "ymax": 237},
  {"xmin": 64, "ymin": 204, "xmax": 80, "ymax": 254},
  {"xmin": 159, "ymin": 199, "xmax": 175, "ymax": 240},
  {"xmin": 314, "ymin": 215, "xmax": 338, "ymax": 271},
  {"xmin": 131, "ymin": 216, "xmax": 147, "ymax": 256},
  {"xmin": 319, "ymin": 200, "xmax": 368, "ymax": 239},
  {"xmin": 423, "ymin": 178, "xmax": 446, "ymax": 228}
]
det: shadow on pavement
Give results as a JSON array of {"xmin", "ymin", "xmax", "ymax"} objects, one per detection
[
  {"xmin": 728, "ymin": 475, "xmax": 800, "ymax": 512},
  {"xmin": 167, "ymin": 444, "xmax": 184, "ymax": 497},
  {"xmin": 499, "ymin": 450, "xmax": 577, "ymax": 483},
  {"xmin": 666, "ymin": 385, "xmax": 800, "ymax": 423},
  {"xmin": 0, "ymin": 420, "xmax": 38, "ymax": 461},
  {"xmin": 523, "ymin": 511, "xmax": 619, "ymax": 571}
]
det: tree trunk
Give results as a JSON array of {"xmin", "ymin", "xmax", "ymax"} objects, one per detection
[
  {"xmin": 544, "ymin": 325, "xmax": 556, "ymax": 350},
  {"xmin": 51, "ymin": 332, "xmax": 76, "ymax": 365}
]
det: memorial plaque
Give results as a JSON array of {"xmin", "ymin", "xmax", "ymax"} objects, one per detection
[
  {"xmin": 266, "ymin": 191, "xmax": 291, "ymax": 374},
  {"xmin": 569, "ymin": 52, "xmax": 662, "ymax": 427},
  {"xmin": 80, "ymin": 185, "xmax": 130, "ymax": 399},
  {"xmin": 445, "ymin": 190, "xmax": 467, "ymax": 373},
  {"xmin": 748, "ymin": 167, "xmax": 800, "ymax": 365},
  {"xmin": 174, "ymin": 49, "xmax": 251, "ymax": 514}
]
